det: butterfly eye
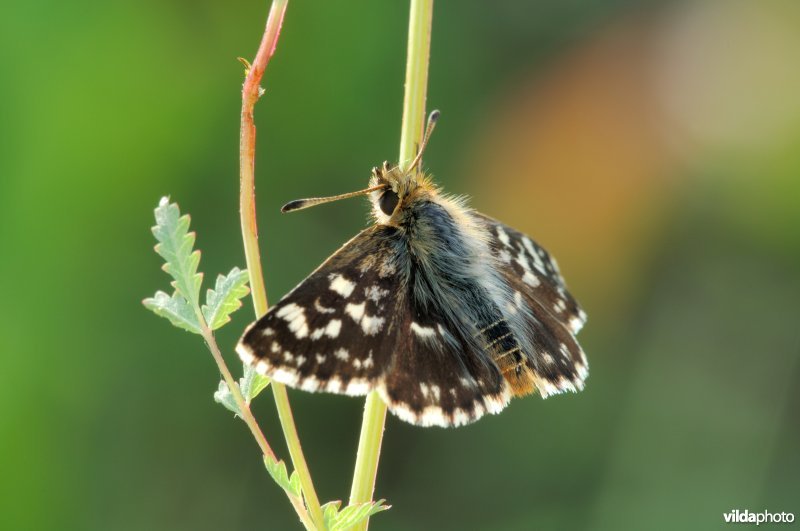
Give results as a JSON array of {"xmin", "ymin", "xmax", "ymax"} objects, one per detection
[{"xmin": 379, "ymin": 189, "xmax": 400, "ymax": 216}]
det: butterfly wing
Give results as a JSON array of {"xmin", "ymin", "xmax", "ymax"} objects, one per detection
[
  {"xmin": 475, "ymin": 214, "xmax": 589, "ymax": 397},
  {"xmin": 377, "ymin": 299, "xmax": 511, "ymax": 427},
  {"xmin": 237, "ymin": 226, "xmax": 399, "ymax": 395},
  {"xmin": 236, "ymin": 224, "xmax": 511, "ymax": 427}
]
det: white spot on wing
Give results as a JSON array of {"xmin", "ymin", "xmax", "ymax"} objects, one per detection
[
  {"xmin": 335, "ymin": 348, "xmax": 350, "ymax": 361},
  {"xmin": 271, "ymin": 367, "xmax": 300, "ymax": 387},
  {"xmin": 452, "ymin": 408, "xmax": 469, "ymax": 426},
  {"xmin": 299, "ymin": 376, "xmax": 320, "ymax": 392},
  {"xmin": 314, "ymin": 298, "xmax": 336, "ymax": 314},
  {"xmin": 325, "ymin": 319, "xmax": 342, "ymax": 338},
  {"xmin": 327, "ymin": 377, "xmax": 342, "ymax": 393},
  {"xmin": 345, "ymin": 302, "xmax": 365, "ymax": 322},
  {"xmin": 344, "ymin": 380, "xmax": 370, "ymax": 395},
  {"xmin": 576, "ymin": 362, "xmax": 589, "ymax": 381},
  {"xmin": 361, "ymin": 315, "xmax": 385, "ymax": 335},
  {"xmin": 239, "ymin": 349, "xmax": 255, "ymax": 364},
  {"xmin": 276, "ymin": 303, "xmax": 309, "ymax": 338},
  {"xmin": 496, "ymin": 226, "xmax": 511, "ymax": 247},
  {"xmin": 410, "ymin": 322, "xmax": 436, "ymax": 338},
  {"xmin": 430, "ymin": 385, "xmax": 441, "ymax": 401},
  {"xmin": 559, "ymin": 343, "xmax": 570, "ymax": 357},
  {"xmin": 420, "ymin": 382, "xmax": 430, "ymax": 398},
  {"xmin": 345, "ymin": 302, "xmax": 384, "ymax": 335},
  {"xmin": 569, "ymin": 315, "xmax": 584, "ymax": 333},
  {"xmin": 365, "ymin": 285, "xmax": 389, "ymax": 303},
  {"xmin": 522, "ymin": 236, "xmax": 537, "ymax": 259},
  {"xmin": 522, "ymin": 271, "xmax": 541, "ymax": 287},
  {"xmin": 329, "ymin": 274, "xmax": 355, "ymax": 298}
]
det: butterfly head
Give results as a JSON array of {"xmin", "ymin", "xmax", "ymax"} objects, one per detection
[{"xmin": 366, "ymin": 160, "xmax": 434, "ymax": 224}]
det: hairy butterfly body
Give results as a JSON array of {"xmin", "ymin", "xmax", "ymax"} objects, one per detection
[{"xmin": 237, "ymin": 112, "xmax": 588, "ymax": 427}]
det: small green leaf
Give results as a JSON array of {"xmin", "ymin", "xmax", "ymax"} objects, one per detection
[
  {"xmin": 151, "ymin": 197, "xmax": 203, "ymax": 306},
  {"xmin": 213, "ymin": 365, "xmax": 270, "ymax": 415},
  {"xmin": 322, "ymin": 500, "xmax": 390, "ymax": 530},
  {"xmin": 143, "ymin": 291, "xmax": 201, "ymax": 334},
  {"xmin": 240, "ymin": 363, "xmax": 270, "ymax": 402},
  {"xmin": 322, "ymin": 501, "xmax": 342, "ymax": 529},
  {"xmin": 213, "ymin": 380, "xmax": 240, "ymax": 415},
  {"xmin": 202, "ymin": 267, "xmax": 250, "ymax": 330},
  {"xmin": 263, "ymin": 456, "xmax": 302, "ymax": 498}
]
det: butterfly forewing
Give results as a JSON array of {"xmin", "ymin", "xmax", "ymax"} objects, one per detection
[
  {"xmin": 237, "ymin": 226, "xmax": 400, "ymax": 394},
  {"xmin": 477, "ymin": 213, "xmax": 587, "ymax": 333}
]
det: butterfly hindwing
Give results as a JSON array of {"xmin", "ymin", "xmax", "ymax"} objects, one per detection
[
  {"xmin": 378, "ymin": 302, "xmax": 511, "ymax": 427},
  {"xmin": 475, "ymin": 214, "xmax": 589, "ymax": 397}
]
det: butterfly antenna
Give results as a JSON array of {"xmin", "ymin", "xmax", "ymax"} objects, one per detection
[
  {"xmin": 406, "ymin": 109, "xmax": 440, "ymax": 172},
  {"xmin": 281, "ymin": 184, "xmax": 387, "ymax": 213}
]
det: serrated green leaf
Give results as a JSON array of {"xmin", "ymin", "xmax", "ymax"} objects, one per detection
[
  {"xmin": 143, "ymin": 291, "xmax": 201, "ymax": 334},
  {"xmin": 322, "ymin": 500, "xmax": 390, "ymax": 531},
  {"xmin": 213, "ymin": 365, "xmax": 270, "ymax": 416},
  {"xmin": 240, "ymin": 363, "xmax": 270, "ymax": 402},
  {"xmin": 264, "ymin": 456, "xmax": 302, "ymax": 498},
  {"xmin": 213, "ymin": 380, "xmax": 240, "ymax": 415},
  {"xmin": 151, "ymin": 197, "xmax": 203, "ymax": 306},
  {"xmin": 202, "ymin": 267, "xmax": 250, "ymax": 330}
]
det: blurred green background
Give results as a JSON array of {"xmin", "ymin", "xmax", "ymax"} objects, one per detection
[{"xmin": 2, "ymin": 1, "xmax": 798, "ymax": 529}]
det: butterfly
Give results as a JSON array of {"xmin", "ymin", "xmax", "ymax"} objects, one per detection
[{"xmin": 236, "ymin": 111, "xmax": 588, "ymax": 427}]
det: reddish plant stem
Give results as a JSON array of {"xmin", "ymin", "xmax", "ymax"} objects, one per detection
[
  {"xmin": 237, "ymin": 1, "xmax": 326, "ymax": 529},
  {"xmin": 239, "ymin": 0, "xmax": 287, "ymax": 317}
]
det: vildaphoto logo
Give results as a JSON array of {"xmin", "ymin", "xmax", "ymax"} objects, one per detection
[{"xmin": 724, "ymin": 509, "xmax": 795, "ymax": 525}]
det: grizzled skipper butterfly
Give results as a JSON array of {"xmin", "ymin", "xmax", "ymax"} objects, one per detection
[{"xmin": 237, "ymin": 111, "xmax": 588, "ymax": 427}]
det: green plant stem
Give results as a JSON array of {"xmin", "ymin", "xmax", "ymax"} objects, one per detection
[
  {"xmin": 348, "ymin": 1, "xmax": 434, "ymax": 529},
  {"xmin": 201, "ymin": 323, "xmax": 276, "ymax": 462},
  {"xmin": 348, "ymin": 392, "xmax": 388, "ymax": 514},
  {"xmin": 271, "ymin": 385, "xmax": 322, "ymax": 522},
  {"xmin": 238, "ymin": 1, "xmax": 326, "ymax": 529},
  {"xmin": 398, "ymin": 0, "xmax": 435, "ymax": 169}
]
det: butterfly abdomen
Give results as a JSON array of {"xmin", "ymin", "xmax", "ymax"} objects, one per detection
[{"xmin": 477, "ymin": 317, "xmax": 537, "ymax": 396}]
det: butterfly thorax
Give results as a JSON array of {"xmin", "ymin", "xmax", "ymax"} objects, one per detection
[{"xmin": 364, "ymin": 162, "xmax": 539, "ymax": 395}]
